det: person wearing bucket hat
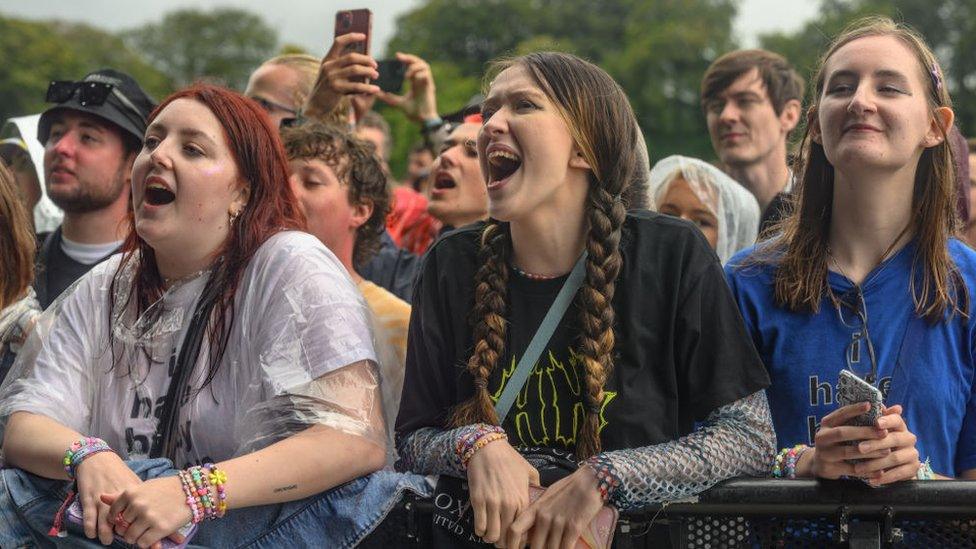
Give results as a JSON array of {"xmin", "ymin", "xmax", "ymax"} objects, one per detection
[{"xmin": 34, "ymin": 69, "xmax": 156, "ymax": 309}]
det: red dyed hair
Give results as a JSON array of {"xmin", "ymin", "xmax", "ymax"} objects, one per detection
[{"xmin": 111, "ymin": 84, "xmax": 306, "ymax": 386}]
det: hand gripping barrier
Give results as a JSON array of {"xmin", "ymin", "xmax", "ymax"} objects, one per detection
[{"xmin": 378, "ymin": 478, "xmax": 976, "ymax": 548}]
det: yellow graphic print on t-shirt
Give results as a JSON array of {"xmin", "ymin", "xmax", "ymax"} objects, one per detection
[{"xmin": 491, "ymin": 348, "xmax": 616, "ymax": 449}]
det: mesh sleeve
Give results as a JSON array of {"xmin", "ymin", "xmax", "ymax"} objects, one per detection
[
  {"xmin": 589, "ymin": 390, "xmax": 775, "ymax": 510},
  {"xmin": 395, "ymin": 423, "xmax": 498, "ymax": 477}
]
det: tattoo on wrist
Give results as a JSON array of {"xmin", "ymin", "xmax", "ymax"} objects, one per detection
[{"xmin": 273, "ymin": 484, "xmax": 298, "ymax": 494}]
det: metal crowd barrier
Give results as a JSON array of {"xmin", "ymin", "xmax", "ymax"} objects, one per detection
[{"xmin": 390, "ymin": 478, "xmax": 976, "ymax": 548}]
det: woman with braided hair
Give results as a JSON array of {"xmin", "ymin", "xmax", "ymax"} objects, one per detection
[{"xmin": 393, "ymin": 52, "xmax": 775, "ymax": 549}]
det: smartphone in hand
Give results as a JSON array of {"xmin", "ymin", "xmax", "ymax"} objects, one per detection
[
  {"xmin": 836, "ymin": 369, "xmax": 884, "ymax": 466},
  {"xmin": 334, "ymin": 9, "xmax": 373, "ymax": 83},
  {"xmin": 65, "ymin": 499, "xmax": 198, "ymax": 548},
  {"xmin": 375, "ymin": 59, "xmax": 406, "ymax": 93}
]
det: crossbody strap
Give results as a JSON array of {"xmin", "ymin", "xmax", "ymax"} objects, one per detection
[
  {"xmin": 494, "ymin": 251, "xmax": 588, "ymax": 422},
  {"xmin": 150, "ymin": 275, "xmax": 220, "ymax": 460}
]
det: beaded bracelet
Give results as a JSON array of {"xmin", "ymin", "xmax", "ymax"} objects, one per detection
[
  {"xmin": 188, "ymin": 466, "xmax": 216, "ymax": 520},
  {"xmin": 772, "ymin": 444, "xmax": 809, "ymax": 479},
  {"xmin": 205, "ymin": 463, "xmax": 229, "ymax": 518},
  {"xmin": 63, "ymin": 437, "xmax": 112, "ymax": 480},
  {"xmin": 583, "ymin": 455, "xmax": 623, "ymax": 504},
  {"xmin": 178, "ymin": 470, "xmax": 204, "ymax": 524},
  {"xmin": 455, "ymin": 424, "xmax": 508, "ymax": 470},
  {"xmin": 916, "ymin": 458, "xmax": 935, "ymax": 480},
  {"xmin": 178, "ymin": 464, "xmax": 230, "ymax": 522},
  {"xmin": 461, "ymin": 432, "xmax": 508, "ymax": 468}
]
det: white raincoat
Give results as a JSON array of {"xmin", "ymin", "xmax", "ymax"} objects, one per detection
[{"xmin": 0, "ymin": 231, "xmax": 398, "ymax": 467}]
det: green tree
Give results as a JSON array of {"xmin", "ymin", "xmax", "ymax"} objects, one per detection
[
  {"xmin": 386, "ymin": 0, "xmax": 537, "ymax": 78},
  {"xmin": 125, "ymin": 8, "xmax": 277, "ymax": 90},
  {"xmin": 607, "ymin": 0, "xmax": 739, "ymax": 160},
  {"xmin": 0, "ymin": 15, "xmax": 171, "ymax": 123},
  {"xmin": 386, "ymin": 0, "xmax": 740, "ymax": 164},
  {"xmin": 759, "ymin": 0, "xmax": 976, "ymax": 135}
]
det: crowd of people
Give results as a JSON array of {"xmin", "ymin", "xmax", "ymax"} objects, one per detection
[{"xmin": 0, "ymin": 13, "xmax": 973, "ymax": 549}]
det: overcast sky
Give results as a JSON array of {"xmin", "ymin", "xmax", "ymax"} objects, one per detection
[{"xmin": 3, "ymin": 0, "xmax": 820, "ymax": 55}]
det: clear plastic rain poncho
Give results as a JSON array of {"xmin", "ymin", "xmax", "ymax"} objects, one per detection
[
  {"xmin": 647, "ymin": 155, "xmax": 761, "ymax": 264},
  {"xmin": 0, "ymin": 231, "xmax": 402, "ymax": 467}
]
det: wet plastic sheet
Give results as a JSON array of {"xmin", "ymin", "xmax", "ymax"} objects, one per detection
[
  {"xmin": 648, "ymin": 155, "xmax": 761, "ymax": 263},
  {"xmin": 0, "ymin": 231, "xmax": 400, "ymax": 465}
]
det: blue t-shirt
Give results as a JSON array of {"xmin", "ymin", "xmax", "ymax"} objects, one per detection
[{"xmin": 725, "ymin": 239, "xmax": 976, "ymax": 477}]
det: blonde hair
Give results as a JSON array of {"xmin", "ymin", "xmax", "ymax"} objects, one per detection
[{"xmin": 262, "ymin": 54, "xmax": 320, "ymax": 106}]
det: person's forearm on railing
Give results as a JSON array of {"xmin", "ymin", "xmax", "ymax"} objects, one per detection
[
  {"xmin": 395, "ymin": 425, "xmax": 490, "ymax": 477},
  {"xmin": 584, "ymin": 390, "xmax": 776, "ymax": 510}
]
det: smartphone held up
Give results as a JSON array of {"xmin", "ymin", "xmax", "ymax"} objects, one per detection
[{"xmin": 334, "ymin": 9, "xmax": 373, "ymax": 83}]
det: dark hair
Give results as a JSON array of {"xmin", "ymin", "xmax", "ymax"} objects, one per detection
[
  {"xmin": 0, "ymin": 162, "xmax": 35, "ymax": 309},
  {"xmin": 756, "ymin": 17, "xmax": 965, "ymax": 323},
  {"xmin": 701, "ymin": 49, "xmax": 805, "ymax": 115},
  {"xmin": 282, "ymin": 121, "xmax": 391, "ymax": 266},
  {"xmin": 450, "ymin": 52, "xmax": 642, "ymax": 459},
  {"xmin": 111, "ymin": 84, "xmax": 306, "ymax": 388}
]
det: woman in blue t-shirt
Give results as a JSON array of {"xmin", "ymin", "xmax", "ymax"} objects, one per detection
[{"xmin": 726, "ymin": 16, "xmax": 976, "ymax": 483}]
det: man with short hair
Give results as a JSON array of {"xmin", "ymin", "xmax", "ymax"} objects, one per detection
[
  {"xmin": 282, "ymin": 121, "xmax": 411, "ymax": 370},
  {"xmin": 701, "ymin": 49, "xmax": 804, "ymax": 233},
  {"xmin": 34, "ymin": 69, "xmax": 155, "ymax": 308},
  {"xmin": 426, "ymin": 116, "xmax": 488, "ymax": 231}
]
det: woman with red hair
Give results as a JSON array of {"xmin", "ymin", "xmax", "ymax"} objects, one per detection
[{"xmin": 0, "ymin": 85, "xmax": 424, "ymax": 548}]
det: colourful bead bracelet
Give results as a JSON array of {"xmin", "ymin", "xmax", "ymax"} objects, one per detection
[
  {"xmin": 456, "ymin": 424, "xmax": 508, "ymax": 469},
  {"xmin": 772, "ymin": 444, "xmax": 809, "ymax": 479},
  {"xmin": 178, "ymin": 464, "xmax": 229, "ymax": 523},
  {"xmin": 63, "ymin": 437, "xmax": 112, "ymax": 480}
]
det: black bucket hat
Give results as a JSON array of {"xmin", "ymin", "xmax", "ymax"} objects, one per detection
[{"xmin": 38, "ymin": 69, "xmax": 156, "ymax": 146}]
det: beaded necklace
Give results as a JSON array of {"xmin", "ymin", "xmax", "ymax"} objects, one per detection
[{"xmin": 510, "ymin": 263, "xmax": 561, "ymax": 281}]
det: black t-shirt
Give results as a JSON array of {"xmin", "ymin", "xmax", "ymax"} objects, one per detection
[
  {"xmin": 759, "ymin": 191, "xmax": 792, "ymax": 236},
  {"xmin": 33, "ymin": 227, "xmax": 119, "ymax": 309},
  {"xmin": 395, "ymin": 211, "xmax": 770, "ymax": 453}
]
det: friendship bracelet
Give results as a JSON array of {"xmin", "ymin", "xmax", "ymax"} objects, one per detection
[
  {"xmin": 583, "ymin": 455, "xmax": 623, "ymax": 504},
  {"xmin": 205, "ymin": 463, "xmax": 229, "ymax": 518},
  {"xmin": 187, "ymin": 466, "xmax": 216, "ymax": 520},
  {"xmin": 63, "ymin": 437, "xmax": 112, "ymax": 480},
  {"xmin": 178, "ymin": 470, "xmax": 204, "ymax": 524},
  {"xmin": 772, "ymin": 444, "xmax": 809, "ymax": 479},
  {"xmin": 455, "ymin": 424, "xmax": 507, "ymax": 469},
  {"xmin": 461, "ymin": 433, "xmax": 508, "ymax": 468}
]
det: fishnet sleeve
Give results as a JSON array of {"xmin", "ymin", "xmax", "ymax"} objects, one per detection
[
  {"xmin": 587, "ymin": 390, "xmax": 775, "ymax": 510},
  {"xmin": 395, "ymin": 424, "xmax": 496, "ymax": 476}
]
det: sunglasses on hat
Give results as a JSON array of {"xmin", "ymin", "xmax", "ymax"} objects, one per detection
[{"xmin": 46, "ymin": 80, "xmax": 147, "ymax": 124}]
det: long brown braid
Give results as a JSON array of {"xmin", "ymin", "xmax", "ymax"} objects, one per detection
[
  {"xmin": 449, "ymin": 220, "xmax": 511, "ymax": 428},
  {"xmin": 449, "ymin": 52, "xmax": 641, "ymax": 459}
]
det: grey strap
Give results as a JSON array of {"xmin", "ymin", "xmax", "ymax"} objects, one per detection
[{"xmin": 494, "ymin": 251, "xmax": 588, "ymax": 421}]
